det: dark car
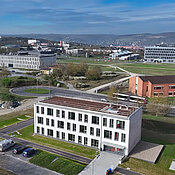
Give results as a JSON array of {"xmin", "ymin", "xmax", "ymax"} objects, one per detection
[
  {"xmin": 12, "ymin": 145, "xmax": 27, "ymax": 154},
  {"xmin": 23, "ymin": 148, "xmax": 36, "ymax": 157}
]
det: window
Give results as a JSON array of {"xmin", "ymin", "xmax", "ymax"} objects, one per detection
[
  {"xmin": 109, "ymin": 119, "xmax": 114, "ymax": 128},
  {"xmin": 37, "ymin": 117, "xmax": 43, "ymax": 124},
  {"xmin": 37, "ymin": 126, "xmax": 40, "ymax": 133},
  {"xmin": 56, "ymin": 131, "xmax": 60, "ymax": 138},
  {"xmin": 92, "ymin": 116, "xmax": 99, "ymax": 125},
  {"xmin": 91, "ymin": 139, "xmax": 99, "ymax": 147},
  {"xmin": 121, "ymin": 133, "xmax": 126, "ymax": 142},
  {"xmin": 84, "ymin": 115, "xmax": 88, "ymax": 123},
  {"xmin": 154, "ymin": 86, "xmax": 164, "ymax": 90},
  {"xmin": 169, "ymin": 92, "xmax": 173, "ymax": 96},
  {"xmin": 68, "ymin": 112, "xmax": 75, "ymax": 120},
  {"xmin": 96, "ymin": 128, "xmax": 100, "ymax": 137},
  {"xmin": 79, "ymin": 125, "xmax": 87, "ymax": 133},
  {"xmin": 62, "ymin": 111, "xmax": 65, "ymax": 118},
  {"xmin": 116, "ymin": 120, "xmax": 125, "ymax": 130},
  {"xmin": 78, "ymin": 113, "xmax": 82, "ymax": 121},
  {"xmin": 51, "ymin": 119, "xmax": 54, "ymax": 127},
  {"xmin": 46, "ymin": 118, "xmax": 49, "ymax": 126},
  {"xmin": 62, "ymin": 132, "xmax": 65, "ymax": 139},
  {"xmin": 169, "ymin": 85, "xmax": 175, "ymax": 89},
  {"xmin": 41, "ymin": 127, "xmax": 44, "ymax": 135},
  {"xmin": 114, "ymin": 132, "xmax": 119, "ymax": 141},
  {"xmin": 90, "ymin": 127, "xmax": 94, "ymax": 135},
  {"xmin": 57, "ymin": 121, "xmax": 64, "ymax": 129},
  {"xmin": 47, "ymin": 129, "xmax": 53, "ymax": 137},
  {"xmin": 73, "ymin": 124, "xmax": 76, "ymax": 131},
  {"xmin": 104, "ymin": 130, "xmax": 112, "ymax": 139},
  {"xmin": 68, "ymin": 134, "xmax": 75, "ymax": 142},
  {"xmin": 41, "ymin": 107, "xmax": 44, "ymax": 114},
  {"xmin": 67, "ymin": 122, "xmax": 71, "ymax": 130},
  {"xmin": 84, "ymin": 137, "xmax": 88, "ymax": 145},
  {"xmin": 56, "ymin": 110, "xmax": 60, "ymax": 117},
  {"xmin": 146, "ymin": 85, "xmax": 148, "ymax": 92},
  {"xmin": 47, "ymin": 108, "xmax": 53, "ymax": 116},
  {"xmin": 78, "ymin": 136, "xmax": 82, "ymax": 144},
  {"xmin": 36, "ymin": 106, "xmax": 39, "ymax": 113},
  {"xmin": 103, "ymin": 118, "xmax": 107, "ymax": 126}
]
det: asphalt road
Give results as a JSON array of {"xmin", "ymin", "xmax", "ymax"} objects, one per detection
[
  {"xmin": 0, "ymin": 151, "xmax": 61, "ymax": 175},
  {"xmin": 114, "ymin": 167, "xmax": 142, "ymax": 175},
  {"xmin": 0, "ymin": 118, "xmax": 33, "ymax": 134},
  {"xmin": 0, "ymin": 119, "xmax": 92, "ymax": 164},
  {"xmin": 10, "ymin": 86, "xmax": 135, "ymax": 106}
]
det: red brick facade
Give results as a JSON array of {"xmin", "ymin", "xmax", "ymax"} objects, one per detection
[{"xmin": 129, "ymin": 76, "xmax": 175, "ymax": 98}]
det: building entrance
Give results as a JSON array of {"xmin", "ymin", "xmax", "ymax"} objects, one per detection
[{"xmin": 104, "ymin": 145, "xmax": 125, "ymax": 156}]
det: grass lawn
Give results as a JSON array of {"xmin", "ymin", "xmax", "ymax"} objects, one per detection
[
  {"xmin": 14, "ymin": 125, "xmax": 97, "ymax": 159},
  {"xmin": 0, "ymin": 168, "xmax": 16, "ymax": 175},
  {"xmin": 24, "ymin": 88, "xmax": 49, "ymax": 94},
  {"xmin": 118, "ymin": 114, "xmax": 175, "ymax": 175},
  {"xmin": 0, "ymin": 108, "xmax": 33, "ymax": 121},
  {"xmin": 30, "ymin": 151, "xmax": 85, "ymax": 175},
  {"xmin": 0, "ymin": 115, "xmax": 30, "ymax": 128},
  {"xmin": 117, "ymin": 63, "xmax": 175, "ymax": 75}
]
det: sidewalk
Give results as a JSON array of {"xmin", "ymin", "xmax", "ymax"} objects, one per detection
[{"xmin": 79, "ymin": 151, "xmax": 121, "ymax": 175}]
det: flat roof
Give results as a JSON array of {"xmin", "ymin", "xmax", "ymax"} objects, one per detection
[
  {"xmin": 40, "ymin": 96, "xmax": 138, "ymax": 117},
  {"xmin": 139, "ymin": 75, "xmax": 175, "ymax": 84}
]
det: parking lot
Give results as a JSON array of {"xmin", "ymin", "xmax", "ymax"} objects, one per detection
[{"xmin": 0, "ymin": 144, "xmax": 61, "ymax": 175}]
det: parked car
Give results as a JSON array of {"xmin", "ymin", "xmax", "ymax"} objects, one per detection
[
  {"xmin": 0, "ymin": 139, "xmax": 15, "ymax": 152},
  {"xmin": 23, "ymin": 148, "xmax": 36, "ymax": 157},
  {"xmin": 12, "ymin": 145, "xmax": 27, "ymax": 154}
]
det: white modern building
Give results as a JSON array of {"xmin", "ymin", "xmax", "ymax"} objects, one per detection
[
  {"xmin": 0, "ymin": 51, "xmax": 56, "ymax": 70},
  {"xmin": 34, "ymin": 96, "xmax": 142, "ymax": 156},
  {"xmin": 144, "ymin": 46, "xmax": 175, "ymax": 63}
]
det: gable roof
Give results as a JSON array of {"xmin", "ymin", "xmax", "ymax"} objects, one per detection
[{"xmin": 139, "ymin": 75, "xmax": 175, "ymax": 84}]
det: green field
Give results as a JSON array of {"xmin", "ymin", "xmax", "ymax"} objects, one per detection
[
  {"xmin": 0, "ymin": 115, "xmax": 30, "ymax": 128},
  {"xmin": 14, "ymin": 125, "xmax": 97, "ymax": 159},
  {"xmin": 24, "ymin": 88, "xmax": 49, "ymax": 94},
  {"xmin": 30, "ymin": 151, "xmax": 85, "ymax": 175},
  {"xmin": 117, "ymin": 63, "xmax": 175, "ymax": 75},
  {"xmin": 118, "ymin": 114, "xmax": 175, "ymax": 175}
]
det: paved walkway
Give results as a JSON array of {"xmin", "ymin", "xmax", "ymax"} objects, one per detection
[
  {"xmin": 86, "ymin": 76, "xmax": 132, "ymax": 93},
  {"xmin": 79, "ymin": 152, "xmax": 121, "ymax": 175}
]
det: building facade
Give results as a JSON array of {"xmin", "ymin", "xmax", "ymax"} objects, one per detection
[
  {"xmin": 34, "ymin": 96, "xmax": 142, "ymax": 156},
  {"xmin": 0, "ymin": 51, "xmax": 56, "ymax": 70},
  {"xmin": 144, "ymin": 46, "xmax": 175, "ymax": 63},
  {"xmin": 129, "ymin": 75, "xmax": 175, "ymax": 97}
]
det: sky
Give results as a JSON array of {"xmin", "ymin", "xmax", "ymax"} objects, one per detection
[{"xmin": 1, "ymin": 0, "xmax": 175, "ymax": 35}]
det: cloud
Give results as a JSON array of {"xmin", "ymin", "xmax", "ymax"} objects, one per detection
[{"xmin": 0, "ymin": 0, "xmax": 175, "ymax": 34}]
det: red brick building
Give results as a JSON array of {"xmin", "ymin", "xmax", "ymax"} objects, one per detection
[{"xmin": 129, "ymin": 75, "xmax": 175, "ymax": 97}]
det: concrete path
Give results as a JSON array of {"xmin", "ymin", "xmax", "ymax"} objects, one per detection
[
  {"xmin": 79, "ymin": 152, "xmax": 121, "ymax": 175},
  {"xmin": 86, "ymin": 76, "xmax": 132, "ymax": 93}
]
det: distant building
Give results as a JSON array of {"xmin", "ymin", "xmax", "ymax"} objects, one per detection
[
  {"xmin": 34, "ymin": 96, "xmax": 142, "ymax": 156},
  {"xmin": 1, "ymin": 44, "xmax": 20, "ymax": 49},
  {"xmin": 129, "ymin": 75, "xmax": 175, "ymax": 97},
  {"xmin": 28, "ymin": 39, "xmax": 40, "ymax": 45},
  {"xmin": 109, "ymin": 49, "xmax": 140, "ymax": 60},
  {"xmin": 0, "ymin": 51, "xmax": 56, "ymax": 70},
  {"xmin": 144, "ymin": 46, "xmax": 175, "ymax": 63}
]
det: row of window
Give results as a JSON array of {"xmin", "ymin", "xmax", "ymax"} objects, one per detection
[
  {"xmin": 36, "ymin": 127, "xmax": 99, "ymax": 147},
  {"xmin": 37, "ymin": 116, "xmax": 125, "ymax": 130},
  {"xmin": 153, "ymin": 85, "xmax": 175, "ymax": 90}
]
